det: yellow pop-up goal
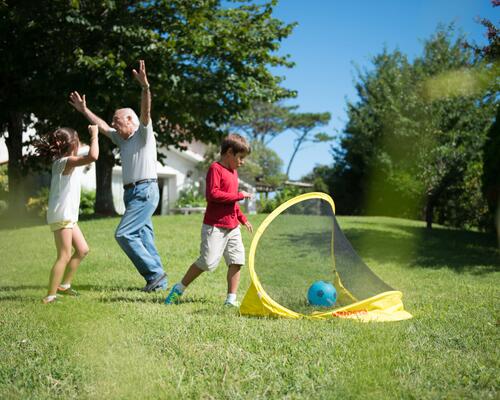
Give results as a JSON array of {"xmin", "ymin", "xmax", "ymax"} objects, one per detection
[{"xmin": 240, "ymin": 192, "xmax": 412, "ymax": 322}]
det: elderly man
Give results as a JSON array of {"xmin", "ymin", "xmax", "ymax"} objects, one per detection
[{"xmin": 69, "ymin": 60, "xmax": 167, "ymax": 292}]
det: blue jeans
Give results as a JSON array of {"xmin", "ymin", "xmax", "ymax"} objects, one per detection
[{"xmin": 115, "ymin": 181, "xmax": 166, "ymax": 287}]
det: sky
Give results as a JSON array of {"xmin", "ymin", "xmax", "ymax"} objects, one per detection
[{"xmin": 265, "ymin": 0, "xmax": 497, "ymax": 180}]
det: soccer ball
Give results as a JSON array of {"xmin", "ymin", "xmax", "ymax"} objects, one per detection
[{"xmin": 307, "ymin": 280, "xmax": 337, "ymax": 307}]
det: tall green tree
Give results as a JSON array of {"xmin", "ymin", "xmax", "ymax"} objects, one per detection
[
  {"xmin": 230, "ymin": 101, "xmax": 297, "ymax": 145},
  {"xmin": 317, "ymin": 28, "xmax": 496, "ymax": 229},
  {"xmin": 286, "ymin": 111, "xmax": 331, "ymax": 178},
  {"xmin": 0, "ymin": 0, "xmax": 296, "ymax": 215},
  {"xmin": 0, "ymin": 1, "xmax": 79, "ymax": 215},
  {"xmin": 466, "ymin": 0, "xmax": 500, "ymax": 234}
]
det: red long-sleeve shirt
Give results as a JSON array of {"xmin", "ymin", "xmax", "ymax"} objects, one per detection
[{"xmin": 203, "ymin": 162, "xmax": 248, "ymax": 229}]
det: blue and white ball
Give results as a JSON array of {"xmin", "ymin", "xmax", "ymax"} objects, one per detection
[{"xmin": 307, "ymin": 281, "xmax": 337, "ymax": 307}]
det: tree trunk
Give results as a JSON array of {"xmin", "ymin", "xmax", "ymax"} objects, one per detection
[
  {"xmin": 5, "ymin": 112, "xmax": 27, "ymax": 217},
  {"xmin": 425, "ymin": 194, "xmax": 435, "ymax": 230},
  {"xmin": 94, "ymin": 143, "xmax": 117, "ymax": 216},
  {"xmin": 286, "ymin": 131, "xmax": 308, "ymax": 178}
]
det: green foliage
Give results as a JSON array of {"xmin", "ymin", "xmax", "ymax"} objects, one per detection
[
  {"xmin": 79, "ymin": 190, "xmax": 96, "ymax": 216},
  {"xmin": 286, "ymin": 111, "xmax": 332, "ymax": 177},
  {"xmin": 313, "ymin": 27, "xmax": 496, "ymax": 229},
  {"xmin": 175, "ymin": 181, "xmax": 206, "ymax": 208},
  {"xmin": 0, "ymin": 164, "xmax": 7, "ymax": 194},
  {"xmin": 26, "ymin": 187, "xmax": 49, "ymax": 218},
  {"xmin": 1, "ymin": 0, "xmax": 297, "ymax": 214},
  {"xmin": 25, "ymin": 188, "xmax": 96, "ymax": 218},
  {"xmin": 198, "ymin": 140, "xmax": 287, "ymax": 189},
  {"xmin": 259, "ymin": 185, "xmax": 303, "ymax": 212},
  {"xmin": 231, "ymin": 101, "xmax": 297, "ymax": 144}
]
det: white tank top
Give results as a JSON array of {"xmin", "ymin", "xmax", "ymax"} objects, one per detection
[{"xmin": 46, "ymin": 157, "xmax": 82, "ymax": 224}]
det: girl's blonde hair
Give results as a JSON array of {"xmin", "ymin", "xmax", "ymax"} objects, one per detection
[{"xmin": 34, "ymin": 127, "xmax": 79, "ymax": 162}]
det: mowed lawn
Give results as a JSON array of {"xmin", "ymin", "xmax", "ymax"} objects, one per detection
[{"xmin": 0, "ymin": 214, "xmax": 498, "ymax": 399}]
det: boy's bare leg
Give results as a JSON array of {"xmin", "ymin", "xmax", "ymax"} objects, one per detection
[
  {"xmin": 181, "ymin": 263, "xmax": 204, "ymax": 288},
  {"xmin": 48, "ymin": 229, "xmax": 73, "ymax": 296},
  {"xmin": 62, "ymin": 224, "xmax": 89, "ymax": 286},
  {"xmin": 227, "ymin": 264, "xmax": 241, "ymax": 294}
]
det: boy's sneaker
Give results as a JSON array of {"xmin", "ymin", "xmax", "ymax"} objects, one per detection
[
  {"xmin": 223, "ymin": 299, "xmax": 240, "ymax": 308},
  {"xmin": 57, "ymin": 286, "xmax": 79, "ymax": 296},
  {"xmin": 164, "ymin": 284, "xmax": 184, "ymax": 305}
]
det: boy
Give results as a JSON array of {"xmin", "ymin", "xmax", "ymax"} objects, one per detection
[{"xmin": 165, "ymin": 134, "xmax": 253, "ymax": 306}]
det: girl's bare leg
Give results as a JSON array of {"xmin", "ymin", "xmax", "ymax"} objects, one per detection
[
  {"xmin": 61, "ymin": 224, "xmax": 89, "ymax": 286},
  {"xmin": 47, "ymin": 228, "xmax": 73, "ymax": 296}
]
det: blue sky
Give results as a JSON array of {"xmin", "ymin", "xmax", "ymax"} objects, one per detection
[{"xmin": 266, "ymin": 0, "xmax": 497, "ymax": 180}]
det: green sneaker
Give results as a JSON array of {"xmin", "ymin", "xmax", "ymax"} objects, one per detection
[{"xmin": 164, "ymin": 284, "xmax": 183, "ymax": 305}]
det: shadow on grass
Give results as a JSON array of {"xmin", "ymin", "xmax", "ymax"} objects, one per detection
[
  {"xmin": 98, "ymin": 296, "xmax": 165, "ymax": 304},
  {"xmin": 264, "ymin": 219, "xmax": 499, "ymax": 275},
  {"xmin": 342, "ymin": 220, "xmax": 499, "ymax": 274},
  {"xmin": 74, "ymin": 284, "xmax": 146, "ymax": 292},
  {"xmin": 0, "ymin": 285, "xmax": 47, "ymax": 291},
  {"xmin": 97, "ymin": 295, "xmax": 211, "ymax": 305}
]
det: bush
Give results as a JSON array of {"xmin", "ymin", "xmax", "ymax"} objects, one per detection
[
  {"xmin": 0, "ymin": 164, "xmax": 8, "ymax": 193},
  {"xmin": 80, "ymin": 190, "xmax": 96, "ymax": 216},
  {"xmin": 26, "ymin": 187, "xmax": 50, "ymax": 217},
  {"xmin": 26, "ymin": 187, "xmax": 95, "ymax": 218},
  {"xmin": 175, "ymin": 181, "xmax": 206, "ymax": 208},
  {"xmin": 258, "ymin": 186, "xmax": 304, "ymax": 213}
]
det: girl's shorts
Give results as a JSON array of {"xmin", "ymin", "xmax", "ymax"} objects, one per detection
[{"xmin": 49, "ymin": 220, "xmax": 76, "ymax": 232}]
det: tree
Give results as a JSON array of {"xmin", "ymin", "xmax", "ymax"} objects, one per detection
[
  {"xmin": 198, "ymin": 139, "xmax": 286, "ymax": 189},
  {"xmin": 285, "ymin": 111, "xmax": 331, "ymax": 177},
  {"xmin": 230, "ymin": 101, "xmax": 297, "ymax": 145},
  {"xmin": 0, "ymin": 0, "xmax": 296, "ymax": 215},
  {"xmin": 311, "ymin": 28, "xmax": 496, "ymax": 229},
  {"xmin": 0, "ymin": 1, "xmax": 80, "ymax": 215},
  {"xmin": 465, "ymin": 0, "xmax": 500, "ymax": 234}
]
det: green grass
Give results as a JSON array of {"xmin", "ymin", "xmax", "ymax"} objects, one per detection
[{"xmin": 0, "ymin": 214, "xmax": 499, "ymax": 399}]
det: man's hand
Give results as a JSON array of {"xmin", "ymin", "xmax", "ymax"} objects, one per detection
[
  {"xmin": 244, "ymin": 221, "xmax": 253, "ymax": 234},
  {"xmin": 132, "ymin": 60, "xmax": 149, "ymax": 88},
  {"xmin": 68, "ymin": 92, "xmax": 113, "ymax": 138},
  {"xmin": 240, "ymin": 191, "xmax": 253, "ymax": 199},
  {"xmin": 69, "ymin": 91, "xmax": 87, "ymax": 113}
]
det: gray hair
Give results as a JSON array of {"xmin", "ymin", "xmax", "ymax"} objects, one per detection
[{"xmin": 117, "ymin": 107, "xmax": 140, "ymax": 127}]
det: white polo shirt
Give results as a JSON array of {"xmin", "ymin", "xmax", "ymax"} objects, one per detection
[{"xmin": 110, "ymin": 121, "xmax": 157, "ymax": 185}]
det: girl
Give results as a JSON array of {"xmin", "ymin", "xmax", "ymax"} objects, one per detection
[{"xmin": 35, "ymin": 125, "xmax": 99, "ymax": 304}]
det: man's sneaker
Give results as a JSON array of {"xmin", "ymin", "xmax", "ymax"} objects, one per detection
[
  {"xmin": 57, "ymin": 286, "xmax": 78, "ymax": 296},
  {"xmin": 164, "ymin": 284, "xmax": 184, "ymax": 305},
  {"xmin": 142, "ymin": 273, "xmax": 168, "ymax": 293},
  {"xmin": 41, "ymin": 296, "xmax": 58, "ymax": 304},
  {"xmin": 223, "ymin": 299, "xmax": 240, "ymax": 308}
]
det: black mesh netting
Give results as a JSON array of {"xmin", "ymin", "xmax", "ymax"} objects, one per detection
[{"xmin": 254, "ymin": 197, "xmax": 392, "ymax": 314}]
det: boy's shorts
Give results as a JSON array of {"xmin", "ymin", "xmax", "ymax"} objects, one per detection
[
  {"xmin": 49, "ymin": 220, "xmax": 76, "ymax": 232},
  {"xmin": 194, "ymin": 224, "xmax": 245, "ymax": 272}
]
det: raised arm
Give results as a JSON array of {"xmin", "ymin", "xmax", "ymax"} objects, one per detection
[
  {"xmin": 63, "ymin": 125, "xmax": 99, "ymax": 173},
  {"xmin": 132, "ymin": 60, "xmax": 151, "ymax": 126},
  {"xmin": 69, "ymin": 91, "xmax": 113, "ymax": 139}
]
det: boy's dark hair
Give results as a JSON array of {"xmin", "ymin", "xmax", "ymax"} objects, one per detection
[
  {"xmin": 221, "ymin": 134, "xmax": 251, "ymax": 155},
  {"xmin": 34, "ymin": 127, "xmax": 79, "ymax": 162}
]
